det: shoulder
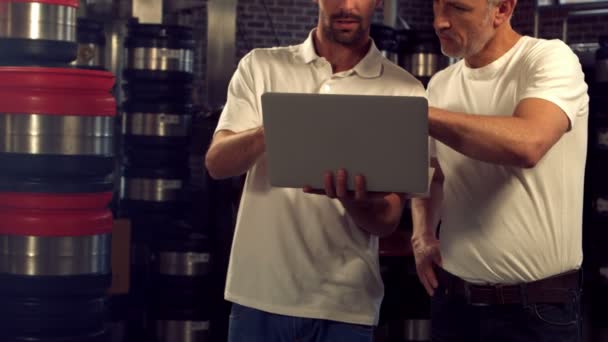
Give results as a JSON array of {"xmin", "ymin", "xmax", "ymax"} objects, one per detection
[
  {"xmin": 380, "ymin": 59, "xmax": 426, "ymax": 94},
  {"xmin": 518, "ymin": 36, "xmax": 578, "ymax": 67},
  {"xmin": 427, "ymin": 59, "xmax": 462, "ymax": 90},
  {"xmin": 238, "ymin": 44, "xmax": 301, "ymax": 69}
]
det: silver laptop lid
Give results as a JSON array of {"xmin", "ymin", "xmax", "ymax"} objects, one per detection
[{"xmin": 261, "ymin": 92, "xmax": 428, "ymax": 193}]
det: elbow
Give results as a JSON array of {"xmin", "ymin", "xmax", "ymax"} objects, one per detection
[
  {"xmin": 515, "ymin": 144, "xmax": 545, "ymax": 169},
  {"xmin": 204, "ymin": 149, "xmax": 225, "ymax": 180}
]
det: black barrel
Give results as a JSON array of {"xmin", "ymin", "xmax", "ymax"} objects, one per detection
[
  {"xmin": 0, "ymin": 296, "xmax": 107, "ymax": 336},
  {"xmin": 400, "ymin": 30, "xmax": 449, "ymax": 86},
  {"xmin": 122, "ymin": 101, "xmax": 193, "ymax": 148},
  {"xmin": 370, "ymin": 24, "xmax": 398, "ymax": 64},
  {"xmin": 121, "ymin": 165, "xmax": 189, "ymax": 215},
  {"xmin": 150, "ymin": 223, "xmax": 211, "ymax": 298},
  {"xmin": 73, "ymin": 18, "xmax": 106, "ymax": 68},
  {"xmin": 124, "ymin": 22, "xmax": 195, "ymax": 82}
]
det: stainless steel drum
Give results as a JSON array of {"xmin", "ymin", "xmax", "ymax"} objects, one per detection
[
  {"xmin": 155, "ymin": 320, "xmax": 210, "ymax": 342},
  {"xmin": 122, "ymin": 101, "xmax": 193, "ymax": 148},
  {"xmin": 124, "ymin": 21, "xmax": 195, "ymax": 81},
  {"xmin": 399, "ymin": 30, "xmax": 449, "ymax": 86},
  {"xmin": 120, "ymin": 165, "xmax": 189, "ymax": 215},
  {"xmin": 0, "ymin": 0, "xmax": 78, "ymax": 64},
  {"xmin": 0, "ymin": 192, "xmax": 113, "ymax": 296},
  {"xmin": 0, "ymin": 67, "xmax": 116, "ymax": 193}
]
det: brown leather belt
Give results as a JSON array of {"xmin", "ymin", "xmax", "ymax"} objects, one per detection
[{"xmin": 436, "ymin": 268, "xmax": 580, "ymax": 306}]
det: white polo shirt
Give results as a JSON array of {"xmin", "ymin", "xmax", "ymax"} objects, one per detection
[
  {"xmin": 215, "ymin": 30, "xmax": 425, "ymax": 325},
  {"xmin": 427, "ymin": 36, "xmax": 589, "ymax": 284}
]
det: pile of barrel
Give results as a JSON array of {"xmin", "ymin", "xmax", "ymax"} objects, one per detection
[
  {"xmin": 118, "ymin": 20, "xmax": 213, "ymax": 342},
  {"xmin": 0, "ymin": 1, "xmax": 115, "ymax": 341}
]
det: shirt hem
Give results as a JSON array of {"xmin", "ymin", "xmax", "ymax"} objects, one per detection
[{"xmin": 224, "ymin": 291, "xmax": 378, "ymax": 326}]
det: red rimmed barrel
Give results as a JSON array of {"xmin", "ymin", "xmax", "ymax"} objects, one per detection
[
  {"xmin": 0, "ymin": 193, "xmax": 113, "ymax": 296},
  {"xmin": 0, "ymin": 0, "xmax": 79, "ymax": 65},
  {"xmin": 0, "ymin": 67, "xmax": 116, "ymax": 193}
]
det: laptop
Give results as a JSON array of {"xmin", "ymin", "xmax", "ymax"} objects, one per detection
[{"xmin": 261, "ymin": 92, "xmax": 429, "ymax": 194}]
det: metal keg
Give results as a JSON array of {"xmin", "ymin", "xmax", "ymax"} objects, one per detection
[
  {"xmin": 122, "ymin": 101, "xmax": 193, "ymax": 147},
  {"xmin": 0, "ymin": 194, "xmax": 112, "ymax": 296},
  {"xmin": 152, "ymin": 223, "xmax": 211, "ymax": 279},
  {"xmin": 124, "ymin": 21, "xmax": 195, "ymax": 82},
  {"xmin": 0, "ymin": 67, "xmax": 116, "ymax": 193},
  {"xmin": 121, "ymin": 165, "xmax": 189, "ymax": 215},
  {"xmin": 0, "ymin": 295, "xmax": 108, "ymax": 339},
  {"xmin": 154, "ymin": 319, "xmax": 211, "ymax": 342},
  {"xmin": 73, "ymin": 18, "xmax": 105, "ymax": 68},
  {"xmin": 400, "ymin": 30, "xmax": 449, "ymax": 86},
  {"xmin": 148, "ymin": 224, "xmax": 212, "ymax": 342},
  {"xmin": 123, "ymin": 80, "xmax": 194, "ymax": 102},
  {"xmin": 370, "ymin": 24, "xmax": 398, "ymax": 65},
  {"xmin": 0, "ymin": 0, "xmax": 78, "ymax": 65}
]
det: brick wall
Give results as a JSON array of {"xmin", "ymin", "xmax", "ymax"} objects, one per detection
[
  {"xmin": 166, "ymin": 0, "xmax": 608, "ymax": 108},
  {"xmin": 236, "ymin": 0, "xmax": 434, "ymax": 59},
  {"xmin": 512, "ymin": 2, "xmax": 608, "ymax": 44}
]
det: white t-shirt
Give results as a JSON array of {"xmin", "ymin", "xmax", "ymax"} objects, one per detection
[
  {"xmin": 215, "ymin": 30, "xmax": 425, "ymax": 325},
  {"xmin": 427, "ymin": 36, "xmax": 589, "ymax": 284}
]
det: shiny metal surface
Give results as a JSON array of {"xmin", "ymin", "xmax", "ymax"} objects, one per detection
[
  {"xmin": 105, "ymin": 19, "xmax": 129, "ymax": 106},
  {"xmin": 158, "ymin": 251, "xmax": 210, "ymax": 276},
  {"xmin": 404, "ymin": 319, "xmax": 431, "ymax": 341},
  {"xmin": 597, "ymin": 59, "xmax": 608, "ymax": 83},
  {"xmin": 0, "ymin": 2, "xmax": 76, "ymax": 41},
  {"xmin": 72, "ymin": 43, "xmax": 105, "ymax": 67},
  {"xmin": 156, "ymin": 320, "xmax": 210, "ymax": 342},
  {"xmin": 123, "ymin": 113, "xmax": 191, "ymax": 137},
  {"xmin": 128, "ymin": 47, "xmax": 194, "ymax": 73},
  {"xmin": 0, "ymin": 234, "xmax": 111, "ymax": 276},
  {"xmin": 0, "ymin": 114, "xmax": 113, "ymax": 155},
  {"xmin": 124, "ymin": 178, "xmax": 183, "ymax": 202},
  {"xmin": 402, "ymin": 53, "xmax": 447, "ymax": 78},
  {"xmin": 206, "ymin": 0, "xmax": 237, "ymax": 110}
]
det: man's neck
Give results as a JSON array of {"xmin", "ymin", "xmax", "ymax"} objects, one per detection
[
  {"xmin": 313, "ymin": 28, "xmax": 371, "ymax": 73},
  {"xmin": 465, "ymin": 26, "xmax": 522, "ymax": 69}
]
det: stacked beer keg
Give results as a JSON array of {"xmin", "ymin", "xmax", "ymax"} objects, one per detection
[
  {"xmin": 119, "ymin": 20, "xmax": 212, "ymax": 341},
  {"xmin": 120, "ymin": 20, "xmax": 194, "ymax": 224},
  {"xmin": 0, "ymin": 1, "xmax": 115, "ymax": 341}
]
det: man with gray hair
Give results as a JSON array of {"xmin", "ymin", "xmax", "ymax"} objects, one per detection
[{"xmin": 412, "ymin": 0, "xmax": 588, "ymax": 341}]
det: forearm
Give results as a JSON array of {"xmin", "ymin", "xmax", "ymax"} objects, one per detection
[
  {"xmin": 429, "ymin": 107, "xmax": 545, "ymax": 168},
  {"xmin": 343, "ymin": 194, "xmax": 404, "ymax": 237},
  {"xmin": 411, "ymin": 180, "xmax": 443, "ymax": 240},
  {"xmin": 205, "ymin": 127, "xmax": 265, "ymax": 179}
]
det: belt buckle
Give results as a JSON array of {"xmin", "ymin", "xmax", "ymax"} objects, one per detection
[{"xmin": 464, "ymin": 283, "xmax": 490, "ymax": 307}]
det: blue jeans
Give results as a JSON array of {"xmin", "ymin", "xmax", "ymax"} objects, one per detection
[
  {"xmin": 431, "ymin": 280, "xmax": 582, "ymax": 342},
  {"xmin": 227, "ymin": 303, "xmax": 374, "ymax": 342}
]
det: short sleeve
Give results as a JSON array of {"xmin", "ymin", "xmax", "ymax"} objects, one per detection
[
  {"xmin": 518, "ymin": 40, "xmax": 589, "ymax": 129},
  {"xmin": 215, "ymin": 51, "xmax": 262, "ymax": 134}
]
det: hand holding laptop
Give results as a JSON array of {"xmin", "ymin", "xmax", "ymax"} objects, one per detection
[{"xmin": 303, "ymin": 168, "xmax": 403, "ymax": 204}]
